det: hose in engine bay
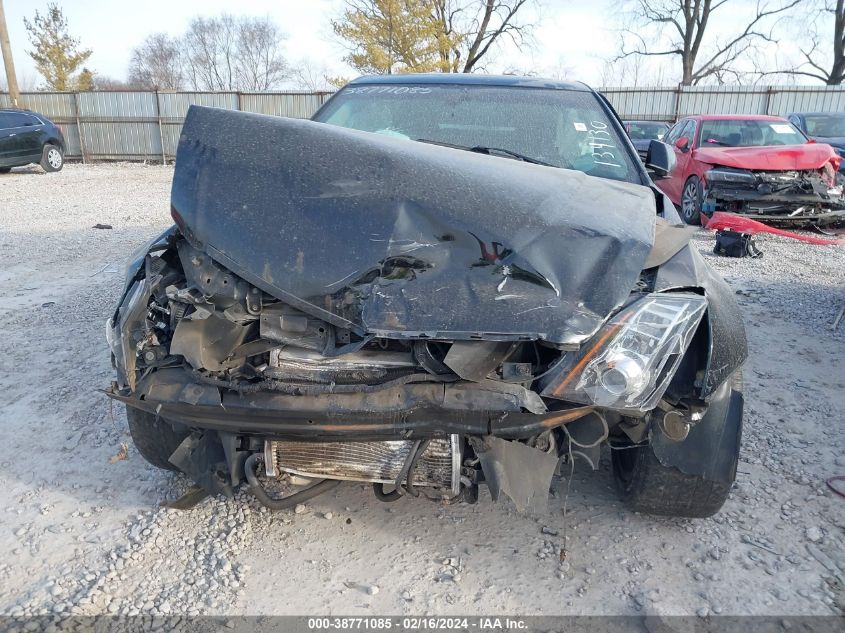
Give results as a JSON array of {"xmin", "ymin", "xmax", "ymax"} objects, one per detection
[{"xmin": 244, "ymin": 453, "xmax": 340, "ymax": 510}]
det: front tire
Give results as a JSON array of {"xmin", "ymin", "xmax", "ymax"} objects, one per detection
[
  {"xmin": 612, "ymin": 373, "xmax": 742, "ymax": 518},
  {"xmin": 40, "ymin": 144, "xmax": 63, "ymax": 172},
  {"xmin": 126, "ymin": 407, "xmax": 190, "ymax": 471},
  {"xmin": 680, "ymin": 176, "xmax": 702, "ymax": 225}
]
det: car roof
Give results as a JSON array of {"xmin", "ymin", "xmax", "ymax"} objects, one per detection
[
  {"xmin": 347, "ymin": 73, "xmax": 592, "ymax": 92},
  {"xmin": 0, "ymin": 108, "xmax": 47, "ymax": 117},
  {"xmin": 623, "ymin": 120, "xmax": 669, "ymax": 124},
  {"xmin": 686, "ymin": 114, "xmax": 788, "ymax": 122}
]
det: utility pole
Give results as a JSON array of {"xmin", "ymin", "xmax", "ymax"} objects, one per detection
[{"xmin": 0, "ymin": 0, "xmax": 21, "ymax": 107}]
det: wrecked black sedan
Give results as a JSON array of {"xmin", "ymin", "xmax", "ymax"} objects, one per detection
[{"xmin": 107, "ymin": 75, "xmax": 747, "ymax": 518}]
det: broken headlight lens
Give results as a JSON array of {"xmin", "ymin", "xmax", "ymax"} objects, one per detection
[{"xmin": 540, "ymin": 293, "xmax": 707, "ymax": 412}]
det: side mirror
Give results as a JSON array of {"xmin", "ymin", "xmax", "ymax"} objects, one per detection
[
  {"xmin": 674, "ymin": 136, "xmax": 690, "ymax": 151},
  {"xmin": 645, "ymin": 140, "xmax": 676, "ymax": 179}
]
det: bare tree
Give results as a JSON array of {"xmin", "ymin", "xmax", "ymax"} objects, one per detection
[
  {"xmin": 615, "ymin": 0, "xmax": 802, "ymax": 85},
  {"xmin": 182, "ymin": 15, "xmax": 288, "ymax": 91},
  {"xmin": 290, "ymin": 59, "xmax": 336, "ymax": 91},
  {"xmin": 183, "ymin": 15, "xmax": 239, "ymax": 90},
  {"xmin": 455, "ymin": 0, "xmax": 533, "ymax": 73},
  {"xmin": 93, "ymin": 75, "xmax": 145, "ymax": 90},
  {"xmin": 128, "ymin": 33, "xmax": 184, "ymax": 90},
  {"xmin": 600, "ymin": 55, "xmax": 649, "ymax": 86},
  {"xmin": 234, "ymin": 17, "xmax": 289, "ymax": 90},
  {"xmin": 767, "ymin": 0, "xmax": 844, "ymax": 84}
]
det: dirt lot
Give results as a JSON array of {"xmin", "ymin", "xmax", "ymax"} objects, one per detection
[{"xmin": 0, "ymin": 163, "xmax": 844, "ymax": 618}]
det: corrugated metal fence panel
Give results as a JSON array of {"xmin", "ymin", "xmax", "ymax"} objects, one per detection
[
  {"xmin": 56, "ymin": 123, "xmax": 82, "ymax": 158},
  {"xmin": 600, "ymin": 85, "xmax": 845, "ymax": 121},
  {"xmin": 600, "ymin": 88, "xmax": 677, "ymax": 121},
  {"xmin": 768, "ymin": 86, "xmax": 845, "ymax": 115},
  {"xmin": 679, "ymin": 86, "xmax": 771, "ymax": 116},
  {"xmin": 2, "ymin": 87, "xmax": 844, "ymax": 160},
  {"xmin": 17, "ymin": 92, "xmax": 77, "ymax": 119},
  {"xmin": 158, "ymin": 93, "xmax": 239, "ymax": 158},
  {"xmin": 78, "ymin": 91, "xmax": 157, "ymax": 118},
  {"xmin": 77, "ymin": 92, "xmax": 160, "ymax": 159},
  {"xmin": 239, "ymin": 92, "xmax": 328, "ymax": 118},
  {"xmin": 158, "ymin": 92, "xmax": 239, "ymax": 119},
  {"xmin": 81, "ymin": 121, "xmax": 160, "ymax": 159}
]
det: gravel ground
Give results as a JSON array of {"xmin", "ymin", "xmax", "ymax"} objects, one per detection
[{"xmin": 0, "ymin": 163, "xmax": 843, "ymax": 619}]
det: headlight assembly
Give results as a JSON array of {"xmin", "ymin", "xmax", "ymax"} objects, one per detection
[
  {"xmin": 540, "ymin": 293, "xmax": 707, "ymax": 412},
  {"xmin": 705, "ymin": 168, "xmax": 757, "ymax": 185}
]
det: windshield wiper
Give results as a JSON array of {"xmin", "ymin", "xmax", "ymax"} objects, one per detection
[{"xmin": 416, "ymin": 139, "xmax": 555, "ymax": 167}]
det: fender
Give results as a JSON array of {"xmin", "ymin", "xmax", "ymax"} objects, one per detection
[
  {"xmin": 654, "ymin": 244, "xmax": 748, "ymax": 397},
  {"xmin": 651, "ymin": 373, "xmax": 744, "ymax": 483}
]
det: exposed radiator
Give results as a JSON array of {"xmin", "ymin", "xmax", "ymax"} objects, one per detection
[{"xmin": 264, "ymin": 436, "xmax": 461, "ymax": 495}]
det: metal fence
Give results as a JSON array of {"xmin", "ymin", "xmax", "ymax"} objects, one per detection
[
  {"xmin": 0, "ymin": 91, "xmax": 332, "ymax": 161},
  {"xmin": 598, "ymin": 84, "xmax": 845, "ymax": 122},
  {"xmin": 2, "ymin": 85, "xmax": 844, "ymax": 161}
]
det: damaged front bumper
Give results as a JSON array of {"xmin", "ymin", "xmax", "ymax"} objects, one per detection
[
  {"xmin": 703, "ymin": 167, "xmax": 845, "ymax": 225},
  {"xmin": 106, "ymin": 227, "xmax": 745, "ymax": 513},
  {"xmin": 107, "ymin": 367, "xmax": 593, "ymax": 440}
]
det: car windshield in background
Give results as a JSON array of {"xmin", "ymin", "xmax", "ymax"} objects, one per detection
[
  {"xmin": 699, "ymin": 119, "xmax": 806, "ymax": 147},
  {"xmin": 626, "ymin": 121, "xmax": 669, "ymax": 140},
  {"xmin": 314, "ymin": 84, "xmax": 641, "ymax": 184},
  {"xmin": 804, "ymin": 114, "xmax": 845, "ymax": 137}
]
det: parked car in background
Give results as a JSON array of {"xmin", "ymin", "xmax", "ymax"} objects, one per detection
[
  {"xmin": 787, "ymin": 112, "xmax": 845, "ymax": 172},
  {"xmin": 623, "ymin": 120, "xmax": 670, "ymax": 160},
  {"xmin": 108, "ymin": 75, "xmax": 748, "ymax": 520},
  {"xmin": 0, "ymin": 109, "xmax": 65, "ymax": 173},
  {"xmin": 657, "ymin": 114, "xmax": 843, "ymax": 225}
]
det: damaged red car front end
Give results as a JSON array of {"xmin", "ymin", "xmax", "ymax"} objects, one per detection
[{"xmin": 660, "ymin": 115, "xmax": 844, "ymax": 226}]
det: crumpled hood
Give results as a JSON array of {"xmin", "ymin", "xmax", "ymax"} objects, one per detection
[
  {"xmin": 171, "ymin": 106, "xmax": 656, "ymax": 347},
  {"xmin": 694, "ymin": 143, "xmax": 840, "ymax": 171}
]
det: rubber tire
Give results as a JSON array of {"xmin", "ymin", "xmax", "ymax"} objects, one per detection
[
  {"xmin": 0, "ymin": 167, "xmax": 11, "ymax": 174},
  {"xmin": 612, "ymin": 374, "xmax": 742, "ymax": 518},
  {"xmin": 680, "ymin": 175, "xmax": 702, "ymax": 225},
  {"xmin": 126, "ymin": 407, "xmax": 190, "ymax": 472},
  {"xmin": 40, "ymin": 144, "xmax": 63, "ymax": 172}
]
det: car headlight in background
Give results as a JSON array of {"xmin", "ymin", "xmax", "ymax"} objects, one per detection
[
  {"xmin": 705, "ymin": 168, "xmax": 757, "ymax": 185},
  {"xmin": 541, "ymin": 293, "xmax": 707, "ymax": 412}
]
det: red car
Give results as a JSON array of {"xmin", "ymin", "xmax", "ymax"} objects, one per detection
[{"xmin": 658, "ymin": 114, "xmax": 844, "ymax": 225}]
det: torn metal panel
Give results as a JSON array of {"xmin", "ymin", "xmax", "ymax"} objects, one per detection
[
  {"xmin": 472, "ymin": 437, "xmax": 559, "ymax": 513},
  {"xmin": 644, "ymin": 219, "xmax": 698, "ymax": 269},
  {"xmin": 169, "ymin": 315, "xmax": 254, "ymax": 371},
  {"xmin": 443, "ymin": 341, "xmax": 518, "ymax": 382},
  {"xmin": 168, "ymin": 431, "xmax": 234, "ymax": 498},
  {"xmin": 171, "ymin": 106, "xmax": 656, "ymax": 347},
  {"xmin": 259, "ymin": 303, "xmax": 330, "ymax": 352}
]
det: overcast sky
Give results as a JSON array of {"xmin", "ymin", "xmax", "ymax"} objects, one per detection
[{"xmin": 1, "ymin": 0, "xmax": 826, "ymax": 89}]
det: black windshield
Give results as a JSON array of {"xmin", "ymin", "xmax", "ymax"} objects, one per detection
[{"xmin": 314, "ymin": 83, "xmax": 641, "ymax": 184}]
